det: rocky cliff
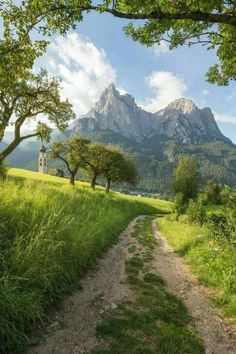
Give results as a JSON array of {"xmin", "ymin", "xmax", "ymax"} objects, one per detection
[{"xmin": 69, "ymin": 83, "xmax": 231, "ymax": 145}]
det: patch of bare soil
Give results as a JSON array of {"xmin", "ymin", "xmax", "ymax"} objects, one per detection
[
  {"xmin": 28, "ymin": 216, "xmax": 143, "ymax": 354},
  {"xmin": 153, "ymin": 218, "xmax": 236, "ymax": 354}
]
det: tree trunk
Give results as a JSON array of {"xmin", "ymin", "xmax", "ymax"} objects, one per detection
[
  {"xmin": 0, "ymin": 138, "xmax": 20, "ymax": 163},
  {"xmin": 91, "ymin": 173, "xmax": 97, "ymax": 190},
  {"xmin": 70, "ymin": 173, "xmax": 75, "ymax": 185},
  {"xmin": 0, "ymin": 132, "xmax": 38, "ymax": 163},
  {"xmin": 105, "ymin": 179, "xmax": 111, "ymax": 193}
]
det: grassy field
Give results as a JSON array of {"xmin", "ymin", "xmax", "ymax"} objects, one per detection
[
  {"xmin": 1, "ymin": 168, "xmax": 171, "ymax": 353},
  {"xmin": 158, "ymin": 216, "xmax": 236, "ymax": 321}
]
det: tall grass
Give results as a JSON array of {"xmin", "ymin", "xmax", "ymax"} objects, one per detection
[
  {"xmin": 0, "ymin": 174, "xmax": 170, "ymax": 353},
  {"xmin": 158, "ymin": 216, "xmax": 236, "ymax": 320}
]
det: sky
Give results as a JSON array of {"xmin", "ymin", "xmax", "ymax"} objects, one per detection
[{"xmin": 36, "ymin": 11, "xmax": 236, "ymax": 143}]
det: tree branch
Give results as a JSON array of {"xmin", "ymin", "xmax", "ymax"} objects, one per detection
[
  {"xmin": 74, "ymin": 5, "xmax": 236, "ymax": 27},
  {"xmin": 56, "ymin": 154, "xmax": 73, "ymax": 175}
]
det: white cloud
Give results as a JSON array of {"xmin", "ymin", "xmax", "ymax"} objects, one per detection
[
  {"xmin": 117, "ymin": 87, "xmax": 128, "ymax": 95},
  {"xmin": 153, "ymin": 41, "xmax": 170, "ymax": 56},
  {"xmin": 47, "ymin": 33, "xmax": 117, "ymax": 115},
  {"xmin": 140, "ymin": 71, "xmax": 188, "ymax": 112},
  {"xmin": 202, "ymin": 89, "xmax": 209, "ymax": 96},
  {"xmin": 215, "ymin": 113, "xmax": 236, "ymax": 125}
]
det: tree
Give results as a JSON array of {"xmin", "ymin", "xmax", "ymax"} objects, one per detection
[
  {"xmin": 101, "ymin": 146, "xmax": 138, "ymax": 193},
  {"xmin": 173, "ymin": 156, "xmax": 200, "ymax": 207},
  {"xmin": 205, "ymin": 180, "xmax": 222, "ymax": 204},
  {"xmin": 0, "ymin": 69, "xmax": 75, "ymax": 164},
  {"xmin": 50, "ymin": 137, "xmax": 90, "ymax": 185},
  {"xmin": 4, "ymin": 1, "xmax": 236, "ymax": 85},
  {"xmin": 82, "ymin": 143, "xmax": 109, "ymax": 189}
]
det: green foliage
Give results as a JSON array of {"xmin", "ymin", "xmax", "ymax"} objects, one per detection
[
  {"xmin": 172, "ymin": 156, "xmax": 200, "ymax": 216},
  {"xmin": 3, "ymin": 1, "xmax": 236, "ymax": 86},
  {"xmin": 187, "ymin": 197, "xmax": 206, "ymax": 225},
  {"xmin": 159, "ymin": 216, "xmax": 236, "ymax": 319},
  {"xmin": 0, "ymin": 173, "xmax": 168, "ymax": 353},
  {"xmin": 220, "ymin": 185, "xmax": 233, "ymax": 205},
  {"xmin": 122, "ymin": 1, "xmax": 236, "ymax": 86},
  {"xmin": 0, "ymin": 160, "xmax": 7, "ymax": 180},
  {"xmin": 0, "ymin": 69, "xmax": 75, "ymax": 163},
  {"xmin": 100, "ymin": 145, "xmax": 138, "ymax": 192},
  {"xmin": 77, "ymin": 132, "xmax": 236, "ymax": 195},
  {"xmin": 205, "ymin": 180, "xmax": 222, "ymax": 205},
  {"xmin": 50, "ymin": 137, "xmax": 90, "ymax": 185},
  {"xmin": 206, "ymin": 192, "xmax": 236, "ymax": 247},
  {"xmin": 173, "ymin": 192, "xmax": 187, "ymax": 219}
]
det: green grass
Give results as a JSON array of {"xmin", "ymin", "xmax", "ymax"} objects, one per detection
[
  {"xmin": 91, "ymin": 217, "xmax": 204, "ymax": 354},
  {"xmin": 158, "ymin": 215, "xmax": 236, "ymax": 320},
  {"xmin": 0, "ymin": 168, "xmax": 171, "ymax": 353}
]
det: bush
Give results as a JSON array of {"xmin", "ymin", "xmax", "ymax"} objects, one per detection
[
  {"xmin": 204, "ymin": 180, "xmax": 222, "ymax": 205},
  {"xmin": 207, "ymin": 208, "xmax": 236, "ymax": 247},
  {"xmin": 0, "ymin": 160, "xmax": 7, "ymax": 180},
  {"xmin": 220, "ymin": 185, "xmax": 234, "ymax": 205},
  {"xmin": 173, "ymin": 193, "xmax": 187, "ymax": 220},
  {"xmin": 187, "ymin": 197, "xmax": 206, "ymax": 225}
]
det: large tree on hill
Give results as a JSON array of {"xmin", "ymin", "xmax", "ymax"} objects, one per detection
[
  {"xmin": 50, "ymin": 137, "xmax": 90, "ymax": 185},
  {"xmin": 0, "ymin": 69, "xmax": 75, "ymax": 164},
  {"xmin": 101, "ymin": 146, "xmax": 138, "ymax": 193},
  {"xmin": 82, "ymin": 143, "xmax": 110, "ymax": 189},
  {"xmin": 173, "ymin": 156, "xmax": 200, "ymax": 204},
  {"xmin": 3, "ymin": 1, "xmax": 236, "ymax": 85}
]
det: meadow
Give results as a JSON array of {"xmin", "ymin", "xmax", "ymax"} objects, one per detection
[
  {"xmin": 158, "ymin": 216, "xmax": 236, "ymax": 320},
  {"xmin": 0, "ymin": 168, "xmax": 171, "ymax": 353}
]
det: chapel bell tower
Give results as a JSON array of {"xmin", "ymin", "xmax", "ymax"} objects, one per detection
[{"xmin": 38, "ymin": 145, "xmax": 47, "ymax": 174}]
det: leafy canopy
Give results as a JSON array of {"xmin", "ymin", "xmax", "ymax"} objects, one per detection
[
  {"xmin": 0, "ymin": 69, "xmax": 75, "ymax": 162},
  {"xmin": 101, "ymin": 145, "xmax": 138, "ymax": 191},
  {"xmin": 3, "ymin": 0, "xmax": 236, "ymax": 85},
  {"xmin": 50, "ymin": 137, "xmax": 90, "ymax": 184},
  {"xmin": 173, "ymin": 155, "xmax": 200, "ymax": 204}
]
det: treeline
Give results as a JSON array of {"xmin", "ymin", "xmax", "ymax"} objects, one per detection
[
  {"xmin": 50, "ymin": 137, "xmax": 138, "ymax": 192},
  {"xmin": 172, "ymin": 155, "xmax": 236, "ymax": 248}
]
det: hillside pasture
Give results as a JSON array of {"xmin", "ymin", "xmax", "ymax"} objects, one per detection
[{"xmin": 0, "ymin": 168, "xmax": 171, "ymax": 353}]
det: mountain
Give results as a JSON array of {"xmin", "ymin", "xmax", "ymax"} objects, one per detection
[
  {"xmin": 2, "ymin": 84, "xmax": 236, "ymax": 194},
  {"xmin": 68, "ymin": 83, "xmax": 230, "ymax": 145},
  {"xmin": 67, "ymin": 84, "xmax": 236, "ymax": 194}
]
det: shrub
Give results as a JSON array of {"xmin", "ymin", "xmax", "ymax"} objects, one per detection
[
  {"xmin": 204, "ymin": 180, "xmax": 222, "ymax": 205},
  {"xmin": 220, "ymin": 185, "xmax": 233, "ymax": 205},
  {"xmin": 187, "ymin": 197, "xmax": 206, "ymax": 225},
  {"xmin": 173, "ymin": 193, "xmax": 187, "ymax": 220},
  {"xmin": 207, "ymin": 210, "xmax": 236, "ymax": 247},
  {"xmin": 0, "ymin": 160, "xmax": 7, "ymax": 180}
]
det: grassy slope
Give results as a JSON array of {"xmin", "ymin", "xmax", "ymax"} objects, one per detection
[
  {"xmin": 158, "ymin": 216, "xmax": 236, "ymax": 321},
  {"xmin": 1, "ymin": 168, "xmax": 171, "ymax": 353}
]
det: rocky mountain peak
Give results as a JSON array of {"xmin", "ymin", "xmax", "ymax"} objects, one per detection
[
  {"xmin": 70, "ymin": 84, "xmax": 231, "ymax": 145},
  {"xmin": 166, "ymin": 97, "xmax": 197, "ymax": 114}
]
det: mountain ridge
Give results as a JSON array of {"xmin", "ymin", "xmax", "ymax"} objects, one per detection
[
  {"xmin": 2, "ymin": 84, "xmax": 236, "ymax": 194},
  {"xmin": 69, "ymin": 83, "xmax": 231, "ymax": 145}
]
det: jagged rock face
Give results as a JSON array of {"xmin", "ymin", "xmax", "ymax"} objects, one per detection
[
  {"xmin": 69, "ymin": 84, "xmax": 230, "ymax": 145},
  {"xmin": 70, "ymin": 83, "xmax": 155, "ymax": 141},
  {"xmin": 156, "ymin": 98, "xmax": 228, "ymax": 144}
]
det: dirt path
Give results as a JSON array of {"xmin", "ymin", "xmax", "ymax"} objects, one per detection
[
  {"xmin": 28, "ymin": 216, "xmax": 236, "ymax": 354},
  {"xmin": 153, "ymin": 218, "xmax": 236, "ymax": 354},
  {"xmin": 28, "ymin": 216, "xmax": 143, "ymax": 354}
]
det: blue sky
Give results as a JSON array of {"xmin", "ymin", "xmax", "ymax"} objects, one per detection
[{"xmin": 40, "ymin": 11, "xmax": 236, "ymax": 143}]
